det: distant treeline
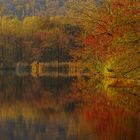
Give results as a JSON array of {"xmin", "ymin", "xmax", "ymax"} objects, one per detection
[
  {"xmin": 0, "ymin": 0, "xmax": 67, "ymax": 18},
  {"xmin": 0, "ymin": 16, "xmax": 83, "ymax": 68}
]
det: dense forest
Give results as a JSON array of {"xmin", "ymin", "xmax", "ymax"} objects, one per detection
[
  {"xmin": 0, "ymin": 16, "xmax": 82, "ymax": 66},
  {"xmin": 0, "ymin": 0, "xmax": 139, "ymax": 80}
]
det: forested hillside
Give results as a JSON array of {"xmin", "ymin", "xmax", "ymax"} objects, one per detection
[{"xmin": 0, "ymin": 0, "xmax": 139, "ymax": 80}]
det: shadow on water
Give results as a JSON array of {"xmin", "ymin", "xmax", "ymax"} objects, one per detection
[{"xmin": 0, "ymin": 70, "xmax": 140, "ymax": 140}]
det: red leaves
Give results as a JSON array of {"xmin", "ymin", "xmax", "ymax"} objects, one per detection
[
  {"xmin": 82, "ymin": 94, "xmax": 137, "ymax": 140},
  {"xmin": 84, "ymin": 35, "xmax": 97, "ymax": 48},
  {"xmin": 84, "ymin": 34, "xmax": 112, "ymax": 61}
]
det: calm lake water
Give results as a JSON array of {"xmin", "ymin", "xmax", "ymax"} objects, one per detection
[{"xmin": 0, "ymin": 70, "xmax": 140, "ymax": 140}]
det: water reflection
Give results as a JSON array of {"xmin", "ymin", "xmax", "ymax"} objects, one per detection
[{"xmin": 0, "ymin": 72, "xmax": 140, "ymax": 140}]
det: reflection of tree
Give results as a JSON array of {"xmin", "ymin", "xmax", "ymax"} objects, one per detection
[
  {"xmin": 0, "ymin": 74, "xmax": 75, "ymax": 118},
  {"xmin": 83, "ymin": 94, "xmax": 140, "ymax": 140},
  {"xmin": 64, "ymin": 77, "xmax": 140, "ymax": 140}
]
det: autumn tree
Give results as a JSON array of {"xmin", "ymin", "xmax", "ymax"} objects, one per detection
[{"xmin": 67, "ymin": 0, "xmax": 140, "ymax": 78}]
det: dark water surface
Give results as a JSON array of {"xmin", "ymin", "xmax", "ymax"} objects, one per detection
[{"xmin": 0, "ymin": 71, "xmax": 140, "ymax": 140}]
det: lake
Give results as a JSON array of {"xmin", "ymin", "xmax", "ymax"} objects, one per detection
[{"xmin": 0, "ymin": 70, "xmax": 140, "ymax": 140}]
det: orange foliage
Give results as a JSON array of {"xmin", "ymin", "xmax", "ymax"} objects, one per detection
[{"xmin": 82, "ymin": 0, "xmax": 139, "ymax": 63}]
